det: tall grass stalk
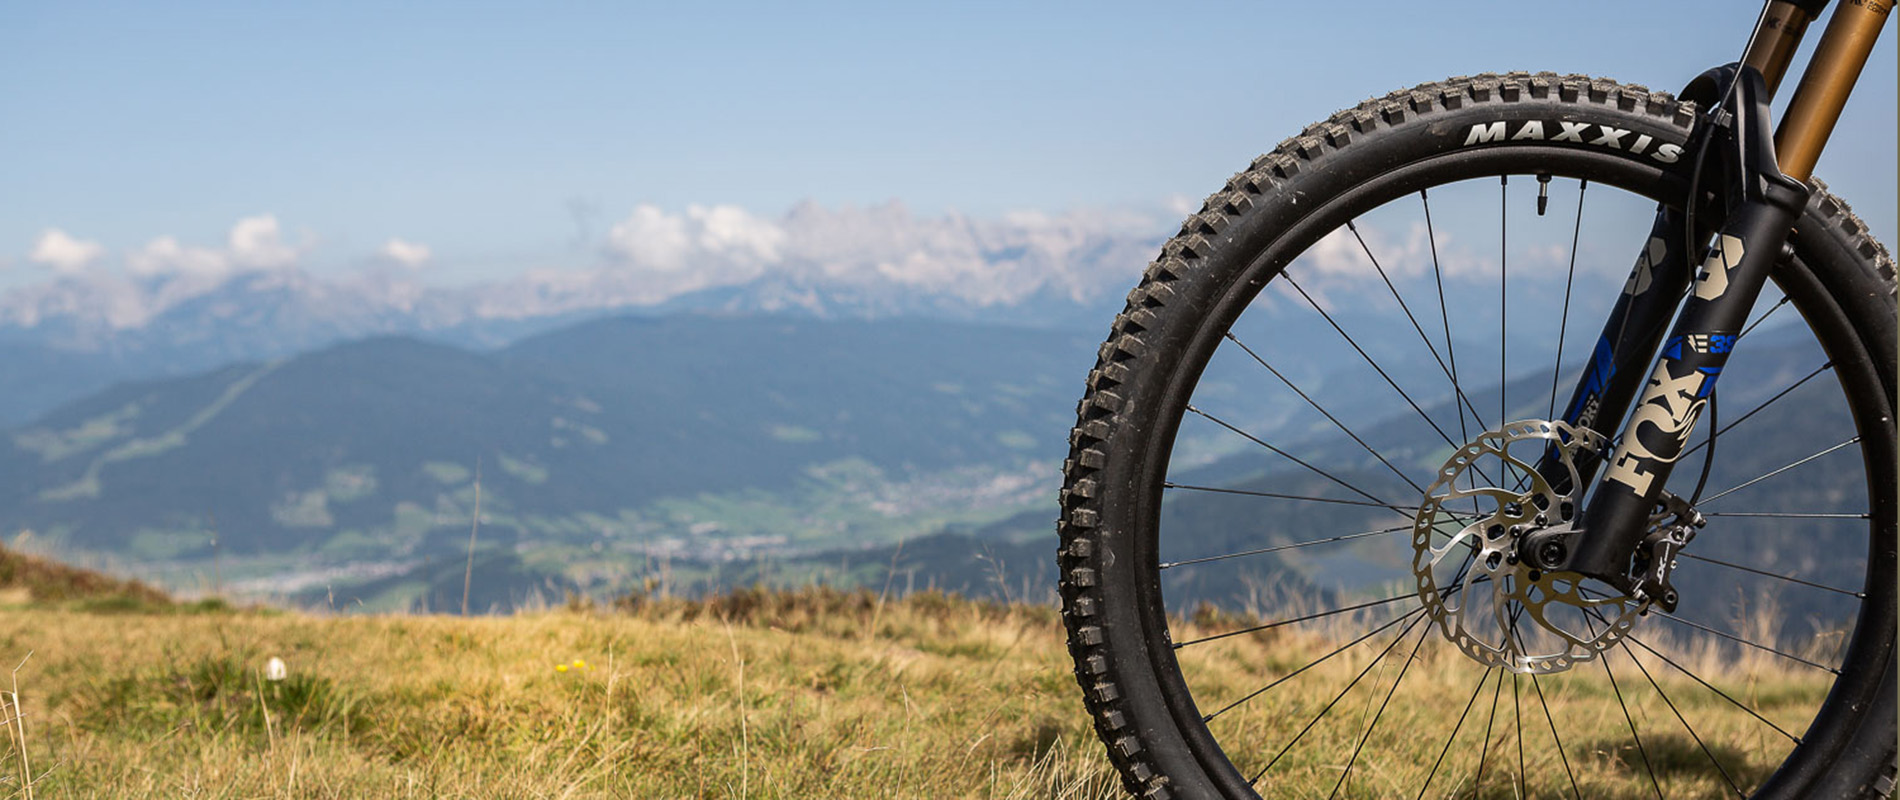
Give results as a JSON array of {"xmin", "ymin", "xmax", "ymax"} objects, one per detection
[
  {"xmin": 867, "ymin": 537, "xmax": 906, "ymax": 641},
  {"xmin": 5, "ymin": 652, "xmax": 33, "ymax": 800},
  {"xmin": 461, "ymin": 456, "xmax": 483, "ymax": 616},
  {"xmin": 724, "ymin": 619, "xmax": 750, "ymax": 799}
]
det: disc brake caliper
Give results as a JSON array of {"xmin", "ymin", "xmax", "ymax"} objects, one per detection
[{"xmin": 1629, "ymin": 492, "xmax": 1706, "ymax": 613}]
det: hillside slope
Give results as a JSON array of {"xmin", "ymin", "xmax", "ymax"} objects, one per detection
[
  {"xmin": 0, "ymin": 588, "xmax": 1820, "ymax": 798},
  {"xmin": 0, "ymin": 542, "xmax": 170, "ymax": 608}
]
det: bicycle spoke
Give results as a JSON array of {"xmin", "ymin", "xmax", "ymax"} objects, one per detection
[
  {"xmin": 1223, "ymin": 331, "xmax": 1427, "ymax": 495},
  {"xmin": 1248, "ymin": 609, "xmax": 1432, "ymax": 785},
  {"xmin": 1342, "ymin": 221, "xmax": 1487, "ymax": 435},
  {"xmin": 1623, "ymin": 633, "xmax": 1804, "ymax": 744},
  {"xmin": 1699, "ymin": 510, "xmax": 1869, "ymax": 519},
  {"xmin": 1421, "ymin": 186, "xmax": 1493, "ymax": 512},
  {"xmin": 1202, "ymin": 608, "xmax": 1422, "ymax": 723},
  {"xmin": 1739, "ymin": 295, "xmax": 1792, "ymax": 340},
  {"xmin": 1680, "ymin": 362, "xmax": 1833, "ymax": 459},
  {"xmin": 1513, "ymin": 671, "xmax": 1525, "ymax": 800},
  {"xmin": 1619, "ymin": 641, "xmax": 1747, "ymax": 798},
  {"xmin": 1499, "ymin": 175, "xmax": 1508, "ymax": 432},
  {"xmin": 1530, "ymin": 672, "xmax": 1583, "ymax": 800},
  {"xmin": 1327, "ymin": 616, "xmax": 1435, "ymax": 799},
  {"xmin": 1650, "ymin": 609, "xmax": 1841, "ymax": 674},
  {"xmin": 1184, "ymin": 404, "xmax": 1403, "ymax": 512},
  {"xmin": 1570, "ymin": 590, "xmax": 1820, "ymax": 743},
  {"xmin": 1190, "ymin": 545, "xmax": 1477, "ymax": 734},
  {"xmin": 1162, "ymin": 481, "xmax": 1408, "ymax": 512},
  {"xmin": 1698, "ymin": 436, "xmax": 1860, "ymax": 505},
  {"xmin": 1473, "ymin": 665, "xmax": 1505, "ymax": 797},
  {"xmin": 1417, "ymin": 664, "xmax": 1496, "ymax": 800},
  {"xmin": 1596, "ymin": 629, "xmax": 1666, "ymax": 800},
  {"xmin": 1679, "ymin": 552, "xmax": 1864, "ymax": 597},
  {"xmin": 1174, "ymin": 590, "xmax": 1444, "ymax": 649},
  {"xmin": 1279, "ymin": 275, "xmax": 1473, "ymax": 459},
  {"xmin": 1419, "ymin": 189, "xmax": 1473, "ymax": 433},
  {"xmin": 1158, "ymin": 524, "xmax": 1411, "ymax": 570},
  {"xmin": 1548, "ymin": 179, "xmax": 1589, "ymax": 423}
]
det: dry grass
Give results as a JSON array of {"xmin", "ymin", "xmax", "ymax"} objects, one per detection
[
  {"xmin": 0, "ymin": 585, "xmax": 1826, "ymax": 799},
  {"xmin": 1162, "ymin": 602, "xmax": 1832, "ymax": 800},
  {"xmin": 0, "ymin": 588, "xmax": 1119, "ymax": 799}
]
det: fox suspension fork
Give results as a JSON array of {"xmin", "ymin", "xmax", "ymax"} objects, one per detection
[
  {"xmin": 1521, "ymin": 0, "xmax": 1891, "ymax": 607},
  {"xmin": 1521, "ymin": 63, "xmax": 1809, "ymax": 607}
]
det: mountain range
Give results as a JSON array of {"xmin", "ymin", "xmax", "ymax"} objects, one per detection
[
  {"xmin": 0, "ymin": 202, "xmax": 1172, "ymax": 427},
  {"xmin": 0, "ymin": 220, "xmax": 1870, "ymax": 626}
]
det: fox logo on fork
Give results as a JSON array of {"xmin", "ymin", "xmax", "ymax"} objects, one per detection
[{"xmin": 1603, "ymin": 355, "xmax": 1720, "ymax": 495}]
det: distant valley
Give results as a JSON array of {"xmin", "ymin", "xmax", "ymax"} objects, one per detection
[{"xmin": 1, "ymin": 315, "xmax": 1103, "ymax": 609}]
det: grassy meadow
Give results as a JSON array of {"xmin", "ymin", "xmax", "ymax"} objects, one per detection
[{"xmin": 0, "ymin": 548, "xmax": 1828, "ymax": 799}]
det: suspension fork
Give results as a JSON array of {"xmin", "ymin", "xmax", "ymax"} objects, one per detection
[
  {"xmin": 1523, "ymin": 0, "xmax": 1891, "ymax": 603},
  {"xmin": 1534, "ymin": 0, "xmax": 1832, "ymax": 476}
]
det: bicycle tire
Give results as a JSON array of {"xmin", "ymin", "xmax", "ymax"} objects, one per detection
[{"xmin": 1059, "ymin": 72, "xmax": 1895, "ymax": 800}]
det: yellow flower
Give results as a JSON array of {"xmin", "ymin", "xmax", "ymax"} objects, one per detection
[
  {"xmin": 555, "ymin": 664, "xmax": 569, "ymax": 673},
  {"xmin": 574, "ymin": 659, "xmax": 588, "ymax": 670}
]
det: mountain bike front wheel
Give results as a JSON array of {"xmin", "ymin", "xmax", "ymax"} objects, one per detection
[{"xmin": 1059, "ymin": 73, "xmax": 1895, "ymax": 799}]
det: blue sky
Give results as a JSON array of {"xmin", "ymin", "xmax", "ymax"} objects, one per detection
[{"xmin": 2, "ymin": 1, "xmax": 1892, "ymax": 285}]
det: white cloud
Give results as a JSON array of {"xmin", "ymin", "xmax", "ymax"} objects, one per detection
[
  {"xmin": 1293, "ymin": 220, "xmax": 1515, "ymax": 287},
  {"xmin": 605, "ymin": 205, "xmax": 694, "ymax": 272},
  {"xmin": 227, "ymin": 214, "xmax": 298, "ymax": 269},
  {"xmin": 127, "ymin": 235, "xmax": 229, "ymax": 278},
  {"xmin": 605, "ymin": 203, "xmax": 782, "ymax": 279},
  {"xmin": 15, "ymin": 214, "xmax": 313, "ymax": 331},
  {"xmin": 127, "ymin": 214, "xmax": 304, "ymax": 280},
  {"xmin": 380, "ymin": 238, "xmax": 432, "ymax": 268},
  {"xmin": 1300, "ymin": 226, "xmax": 1375, "ymax": 277},
  {"xmin": 2, "ymin": 202, "xmax": 1174, "ymax": 331},
  {"xmin": 584, "ymin": 200, "xmax": 1160, "ymax": 311},
  {"xmin": 27, "ymin": 229, "xmax": 106, "ymax": 274},
  {"xmin": 694, "ymin": 204, "xmax": 783, "ymax": 264}
]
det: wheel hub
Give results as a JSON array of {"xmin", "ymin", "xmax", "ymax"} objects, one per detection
[{"xmin": 1411, "ymin": 420, "xmax": 1648, "ymax": 674}]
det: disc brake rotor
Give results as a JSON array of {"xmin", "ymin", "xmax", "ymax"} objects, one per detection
[{"xmin": 1411, "ymin": 419, "xmax": 1648, "ymax": 674}]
